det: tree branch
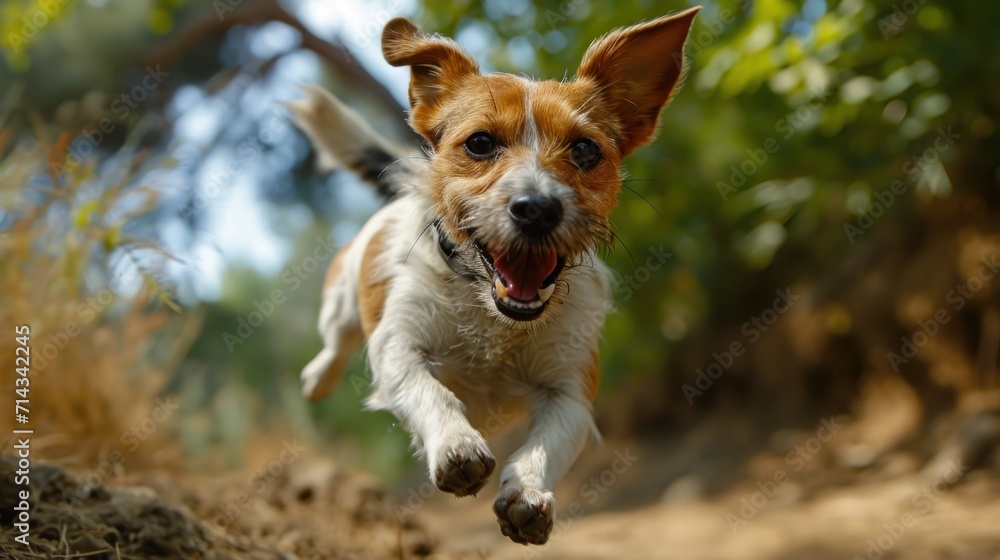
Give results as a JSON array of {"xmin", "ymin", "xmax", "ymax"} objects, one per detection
[{"xmin": 145, "ymin": 0, "xmax": 408, "ymax": 122}]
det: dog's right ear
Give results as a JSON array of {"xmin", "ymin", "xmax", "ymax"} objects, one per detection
[
  {"xmin": 577, "ymin": 8, "xmax": 699, "ymax": 155},
  {"xmin": 382, "ymin": 17, "xmax": 478, "ymax": 140}
]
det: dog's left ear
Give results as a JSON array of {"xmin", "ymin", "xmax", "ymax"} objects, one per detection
[
  {"xmin": 578, "ymin": 7, "xmax": 700, "ymax": 155},
  {"xmin": 383, "ymin": 17, "xmax": 479, "ymax": 142}
]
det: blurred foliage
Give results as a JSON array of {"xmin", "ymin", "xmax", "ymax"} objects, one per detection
[{"xmin": 1, "ymin": 0, "xmax": 77, "ymax": 70}]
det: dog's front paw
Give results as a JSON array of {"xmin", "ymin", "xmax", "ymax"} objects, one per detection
[
  {"xmin": 431, "ymin": 434, "xmax": 496, "ymax": 497},
  {"xmin": 493, "ymin": 483, "xmax": 554, "ymax": 545}
]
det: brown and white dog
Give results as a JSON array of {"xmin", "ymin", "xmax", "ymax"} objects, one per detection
[{"xmin": 290, "ymin": 9, "xmax": 698, "ymax": 545}]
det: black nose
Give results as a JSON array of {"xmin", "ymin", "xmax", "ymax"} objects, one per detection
[{"xmin": 507, "ymin": 194, "xmax": 563, "ymax": 237}]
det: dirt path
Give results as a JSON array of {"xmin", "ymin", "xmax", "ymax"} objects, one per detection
[
  {"xmin": 420, "ymin": 471, "xmax": 1000, "ymax": 560},
  {"xmin": 4, "ymin": 427, "xmax": 999, "ymax": 559},
  {"xmin": 411, "ymin": 428, "xmax": 1000, "ymax": 560}
]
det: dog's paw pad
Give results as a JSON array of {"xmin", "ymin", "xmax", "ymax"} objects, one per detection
[
  {"xmin": 493, "ymin": 486, "xmax": 554, "ymax": 545},
  {"xmin": 433, "ymin": 441, "xmax": 496, "ymax": 497}
]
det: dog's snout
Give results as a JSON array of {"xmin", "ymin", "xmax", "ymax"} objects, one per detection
[{"xmin": 507, "ymin": 194, "xmax": 563, "ymax": 237}]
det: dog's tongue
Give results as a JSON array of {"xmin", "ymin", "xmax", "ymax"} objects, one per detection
[{"xmin": 494, "ymin": 250, "xmax": 557, "ymax": 301}]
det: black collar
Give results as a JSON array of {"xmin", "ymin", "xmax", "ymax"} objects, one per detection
[{"xmin": 432, "ymin": 220, "xmax": 477, "ymax": 278}]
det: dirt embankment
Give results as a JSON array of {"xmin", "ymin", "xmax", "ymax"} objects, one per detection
[{"xmin": 0, "ymin": 454, "xmax": 449, "ymax": 559}]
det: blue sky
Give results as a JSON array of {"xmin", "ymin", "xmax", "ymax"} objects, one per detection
[{"xmin": 166, "ymin": 0, "xmax": 420, "ymax": 301}]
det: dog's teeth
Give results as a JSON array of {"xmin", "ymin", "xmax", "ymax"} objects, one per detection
[
  {"xmin": 537, "ymin": 284, "xmax": 555, "ymax": 303},
  {"xmin": 495, "ymin": 277, "xmax": 508, "ymax": 300},
  {"xmin": 500, "ymin": 296, "xmax": 545, "ymax": 311}
]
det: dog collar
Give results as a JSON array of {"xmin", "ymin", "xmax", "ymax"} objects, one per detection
[{"xmin": 432, "ymin": 220, "xmax": 477, "ymax": 278}]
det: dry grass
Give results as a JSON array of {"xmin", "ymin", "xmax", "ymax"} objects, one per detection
[
  {"xmin": 0, "ymin": 124, "xmax": 443, "ymax": 560},
  {"xmin": 0, "ymin": 124, "xmax": 196, "ymax": 472}
]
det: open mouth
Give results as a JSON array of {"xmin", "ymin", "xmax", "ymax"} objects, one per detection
[{"xmin": 475, "ymin": 243, "xmax": 565, "ymax": 321}]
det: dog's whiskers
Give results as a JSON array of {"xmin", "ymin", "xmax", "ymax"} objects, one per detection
[
  {"xmin": 609, "ymin": 228, "xmax": 636, "ymax": 268},
  {"xmin": 376, "ymin": 155, "xmax": 427, "ymax": 180},
  {"xmin": 404, "ymin": 220, "xmax": 435, "ymax": 265}
]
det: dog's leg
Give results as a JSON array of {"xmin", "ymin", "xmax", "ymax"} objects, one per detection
[
  {"xmin": 366, "ymin": 325, "xmax": 496, "ymax": 497},
  {"xmin": 301, "ymin": 241, "xmax": 364, "ymax": 401},
  {"xmin": 493, "ymin": 391, "xmax": 594, "ymax": 545}
]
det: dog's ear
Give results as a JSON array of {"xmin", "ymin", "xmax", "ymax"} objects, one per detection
[
  {"xmin": 383, "ymin": 17, "xmax": 478, "ymax": 140},
  {"xmin": 577, "ymin": 8, "xmax": 700, "ymax": 155}
]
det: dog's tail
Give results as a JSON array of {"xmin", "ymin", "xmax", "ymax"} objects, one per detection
[{"xmin": 287, "ymin": 85, "xmax": 422, "ymax": 199}]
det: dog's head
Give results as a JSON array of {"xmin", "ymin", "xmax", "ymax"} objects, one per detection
[{"xmin": 383, "ymin": 10, "xmax": 698, "ymax": 322}]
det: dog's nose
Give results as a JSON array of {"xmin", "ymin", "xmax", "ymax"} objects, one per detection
[{"xmin": 507, "ymin": 194, "xmax": 563, "ymax": 237}]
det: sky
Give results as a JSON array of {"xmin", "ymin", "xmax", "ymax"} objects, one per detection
[{"xmin": 167, "ymin": 0, "xmax": 418, "ymax": 301}]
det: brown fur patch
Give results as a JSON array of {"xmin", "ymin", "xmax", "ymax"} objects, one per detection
[
  {"xmin": 358, "ymin": 225, "xmax": 391, "ymax": 337},
  {"xmin": 323, "ymin": 238, "xmax": 354, "ymax": 291},
  {"xmin": 382, "ymin": 17, "xmax": 479, "ymax": 141}
]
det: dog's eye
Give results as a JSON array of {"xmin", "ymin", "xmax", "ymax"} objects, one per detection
[
  {"xmin": 571, "ymin": 138, "xmax": 602, "ymax": 170},
  {"xmin": 464, "ymin": 132, "xmax": 499, "ymax": 159}
]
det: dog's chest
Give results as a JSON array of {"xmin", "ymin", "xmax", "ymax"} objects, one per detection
[
  {"xmin": 425, "ymin": 320, "xmax": 540, "ymax": 429},
  {"xmin": 432, "ymin": 317, "xmax": 531, "ymax": 377},
  {"xmin": 424, "ymin": 303, "xmax": 547, "ymax": 397}
]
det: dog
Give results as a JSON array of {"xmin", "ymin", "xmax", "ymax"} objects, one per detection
[{"xmin": 289, "ymin": 8, "xmax": 699, "ymax": 545}]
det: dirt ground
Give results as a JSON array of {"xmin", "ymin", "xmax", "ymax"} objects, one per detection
[
  {"xmin": 3, "ymin": 416, "xmax": 1000, "ymax": 560},
  {"xmin": 0, "ymin": 453, "xmax": 440, "ymax": 559},
  {"xmin": 417, "ymin": 430, "xmax": 1000, "ymax": 560}
]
